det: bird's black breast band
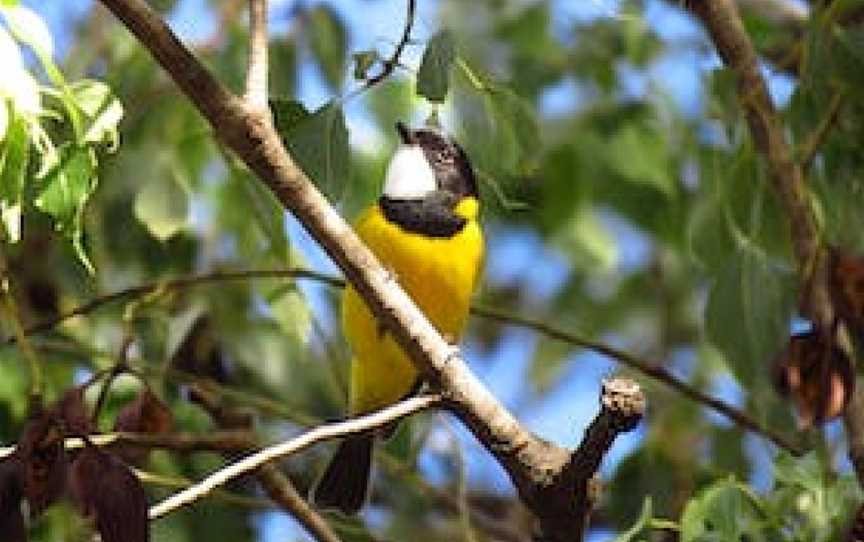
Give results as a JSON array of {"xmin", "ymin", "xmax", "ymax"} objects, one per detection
[{"xmin": 379, "ymin": 193, "xmax": 467, "ymax": 238}]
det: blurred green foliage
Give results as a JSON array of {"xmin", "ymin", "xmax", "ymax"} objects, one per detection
[{"xmin": 2, "ymin": 0, "xmax": 864, "ymax": 540}]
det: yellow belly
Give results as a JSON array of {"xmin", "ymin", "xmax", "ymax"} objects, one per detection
[{"xmin": 342, "ymin": 199, "xmax": 484, "ymax": 415}]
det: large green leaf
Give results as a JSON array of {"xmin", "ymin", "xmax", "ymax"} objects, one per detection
[
  {"xmin": 704, "ymin": 247, "xmax": 795, "ymax": 387},
  {"xmin": 278, "ymin": 100, "xmax": 350, "ymax": 201},
  {"xmin": 306, "ymin": 5, "xmax": 347, "ymax": 90},
  {"xmin": 417, "ymin": 30, "xmax": 456, "ymax": 103}
]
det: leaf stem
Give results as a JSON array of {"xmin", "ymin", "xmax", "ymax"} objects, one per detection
[{"xmin": 0, "ymin": 245, "xmax": 44, "ymax": 408}]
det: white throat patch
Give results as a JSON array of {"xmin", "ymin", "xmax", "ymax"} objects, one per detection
[{"xmin": 382, "ymin": 144, "xmax": 437, "ymax": 199}]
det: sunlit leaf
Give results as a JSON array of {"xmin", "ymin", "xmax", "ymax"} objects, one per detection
[
  {"xmin": 35, "ymin": 143, "xmax": 97, "ymax": 269},
  {"xmin": 0, "ymin": 112, "xmax": 27, "ymax": 242},
  {"xmin": 0, "ymin": 5, "xmax": 53, "ymax": 61},
  {"xmin": 417, "ymin": 30, "xmax": 456, "ymax": 103},
  {"xmin": 133, "ymin": 164, "xmax": 189, "ymax": 241},
  {"xmin": 70, "ymin": 80, "xmax": 124, "ymax": 149}
]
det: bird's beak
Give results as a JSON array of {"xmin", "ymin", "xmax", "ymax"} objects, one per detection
[{"xmin": 395, "ymin": 122, "xmax": 414, "ymax": 145}]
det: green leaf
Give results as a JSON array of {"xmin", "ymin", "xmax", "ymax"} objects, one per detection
[
  {"xmin": 270, "ymin": 37, "xmax": 298, "ymax": 96},
  {"xmin": 280, "ymin": 101, "xmax": 349, "ymax": 201},
  {"xmin": 417, "ymin": 30, "xmax": 456, "ymax": 103},
  {"xmin": 352, "ymin": 49, "xmax": 379, "ymax": 81},
  {"xmin": 35, "ymin": 144, "xmax": 97, "ymax": 270},
  {"xmin": 0, "ymin": 26, "xmax": 41, "ymax": 117},
  {"xmin": 680, "ymin": 479, "xmax": 764, "ymax": 542},
  {"xmin": 0, "ymin": 5, "xmax": 53, "ymax": 60},
  {"xmin": 70, "ymin": 80, "xmax": 124, "ymax": 149},
  {"xmin": 133, "ymin": 164, "xmax": 189, "ymax": 241},
  {"xmin": 455, "ymin": 79, "xmax": 539, "ymax": 178},
  {"xmin": 0, "ymin": 111, "xmax": 28, "ymax": 242},
  {"xmin": 612, "ymin": 497, "xmax": 653, "ymax": 542},
  {"xmin": 687, "ymin": 196, "xmax": 737, "ymax": 270},
  {"xmin": 307, "ymin": 5, "xmax": 347, "ymax": 90},
  {"xmin": 268, "ymin": 286, "xmax": 311, "ymax": 346},
  {"xmin": 607, "ymin": 124, "xmax": 673, "ymax": 196},
  {"xmin": 270, "ymin": 97, "xmax": 310, "ymax": 136},
  {"xmin": 704, "ymin": 247, "xmax": 795, "ymax": 386}
]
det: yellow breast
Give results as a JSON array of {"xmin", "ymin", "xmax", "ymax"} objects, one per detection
[{"xmin": 342, "ymin": 198, "xmax": 484, "ymax": 414}]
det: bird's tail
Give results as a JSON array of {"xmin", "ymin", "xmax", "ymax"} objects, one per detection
[{"xmin": 312, "ymin": 434, "xmax": 373, "ymax": 515}]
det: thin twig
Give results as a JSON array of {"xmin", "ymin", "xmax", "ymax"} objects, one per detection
[
  {"xmin": 91, "ymin": 334, "xmax": 134, "ymax": 424},
  {"xmin": 362, "ymin": 0, "xmax": 416, "ymax": 89},
  {"xmin": 148, "ymin": 394, "xmax": 441, "ymax": 520},
  {"xmin": 471, "ymin": 305, "xmax": 804, "ymax": 456},
  {"xmin": 0, "ymin": 247, "xmax": 44, "ymax": 409},
  {"xmin": 3, "ymin": 268, "xmax": 341, "ymax": 346},
  {"xmin": 244, "ymin": 0, "xmax": 268, "ymax": 109},
  {"xmin": 189, "ymin": 383, "xmax": 343, "ymax": 542},
  {"xmin": 797, "ymin": 90, "xmax": 845, "ymax": 171},
  {"xmin": 0, "ymin": 430, "xmax": 255, "ymax": 459},
  {"xmin": 135, "ymin": 468, "xmax": 275, "ymax": 510}
]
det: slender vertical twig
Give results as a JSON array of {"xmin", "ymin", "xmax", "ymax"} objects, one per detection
[
  {"xmin": 244, "ymin": 0, "xmax": 269, "ymax": 110},
  {"xmin": 0, "ymin": 247, "xmax": 43, "ymax": 409}
]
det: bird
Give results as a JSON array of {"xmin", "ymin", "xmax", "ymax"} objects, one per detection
[{"xmin": 312, "ymin": 121, "xmax": 484, "ymax": 514}]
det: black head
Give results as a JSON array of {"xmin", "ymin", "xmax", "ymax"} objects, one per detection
[{"xmin": 395, "ymin": 122, "xmax": 478, "ymax": 199}]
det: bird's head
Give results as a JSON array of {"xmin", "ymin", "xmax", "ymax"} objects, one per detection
[{"xmin": 382, "ymin": 122, "xmax": 478, "ymax": 202}]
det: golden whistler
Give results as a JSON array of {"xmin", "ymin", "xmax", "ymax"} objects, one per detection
[{"xmin": 313, "ymin": 122, "xmax": 484, "ymax": 514}]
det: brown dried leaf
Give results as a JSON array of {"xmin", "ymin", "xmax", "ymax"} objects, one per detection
[
  {"xmin": 0, "ymin": 457, "xmax": 26, "ymax": 542},
  {"xmin": 112, "ymin": 389, "xmax": 173, "ymax": 465},
  {"xmin": 169, "ymin": 316, "xmax": 228, "ymax": 383},
  {"xmin": 70, "ymin": 445, "xmax": 149, "ymax": 542},
  {"xmin": 17, "ymin": 412, "xmax": 68, "ymax": 515},
  {"xmin": 829, "ymin": 247, "xmax": 864, "ymax": 337},
  {"xmin": 55, "ymin": 387, "xmax": 94, "ymax": 436},
  {"xmin": 773, "ymin": 330, "xmax": 855, "ymax": 427}
]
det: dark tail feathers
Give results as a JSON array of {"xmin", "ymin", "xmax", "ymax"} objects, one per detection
[{"xmin": 312, "ymin": 435, "xmax": 373, "ymax": 515}]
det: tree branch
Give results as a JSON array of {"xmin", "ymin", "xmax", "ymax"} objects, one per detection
[
  {"xmin": 4, "ymin": 268, "xmax": 341, "ymax": 346},
  {"xmin": 362, "ymin": 0, "xmax": 416, "ymax": 89},
  {"xmin": 0, "ymin": 247, "xmax": 44, "ymax": 409},
  {"xmin": 538, "ymin": 378, "xmax": 645, "ymax": 541},
  {"xmin": 797, "ymin": 90, "xmax": 845, "ymax": 172},
  {"xmin": 189, "ymin": 383, "xmax": 342, "ymax": 542},
  {"xmin": 244, "ymin": 0, "xmax": 268, "ymax": 109},
  {"xmin": 471, "ymin": 305, "xmax": 804, "ymax": 455},
  {"xmin": 0, "ymin": 430, "xmax": 255, "ymax": 460},
  {"xmin": 688, "ymin": 0, "xmax": 864, "ymax": 486},
  {"xmin": 147, "ymin": 394, "xmax": 441, "ymax": 520}
]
